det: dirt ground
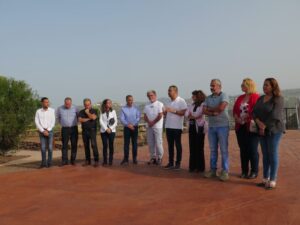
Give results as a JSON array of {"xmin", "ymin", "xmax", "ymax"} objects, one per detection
[{"xmin": 0, "ymin": 131, "xmax": 299, "ymax": 225}]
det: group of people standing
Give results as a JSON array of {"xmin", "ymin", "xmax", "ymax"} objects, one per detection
[{"xmin": 34, "ymin": 77, "xmax": 285, "ymax": 190}]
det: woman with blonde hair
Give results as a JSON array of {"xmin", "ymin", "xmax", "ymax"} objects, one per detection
[
  {"xmin": 253, "ymin": 78, "xmax": 285, "ymax": 190},
  {"xmin": 233, "ymin": 78, "xmax": 260, "ymax": 179}
]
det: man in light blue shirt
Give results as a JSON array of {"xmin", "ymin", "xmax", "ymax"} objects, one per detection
[
  {"xmin": 56, "ymin": 97, "xmax": 79, "ymax": 166},
  {"xmin": 120, "ymin": 95, "xmax": 141, "ymax": 165}
]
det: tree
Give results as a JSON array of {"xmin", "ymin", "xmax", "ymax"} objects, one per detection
[{"xmin": 0, "ymin": 76, "xmax": 39, "ymax": 154}]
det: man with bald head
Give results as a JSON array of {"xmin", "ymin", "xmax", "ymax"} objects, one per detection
[{"xmin": 203, "ymin": 79, "xmax": 230, "ymax": 181}]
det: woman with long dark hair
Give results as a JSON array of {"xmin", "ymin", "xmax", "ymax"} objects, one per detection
[
  {"xmin": 253, "ymin": 78, "xmax": 285, "ymax": 190},
  {"xmin": 99, "ymin": 99, "xmax": 118, "ymax": 166},
  {"xmin": 185, "ymin": 90, "xmax": 207, "ymax": 172}
]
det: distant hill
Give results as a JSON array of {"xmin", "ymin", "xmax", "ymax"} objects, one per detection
[{"xmin": 282, "ymin": 88, "xmax": 300, "ymax": 98}]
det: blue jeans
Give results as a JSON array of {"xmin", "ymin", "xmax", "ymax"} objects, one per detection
[
  {"xmin": 259, "ymin": 132, "xmax": 282, "ymax": 181},
  {"xmin": 208, "ymin": 126, "xmax": 229, "ymax": 172},
  {"xmin": 39, "ymin": 131, "xmax": 54, "ymax": 166}
]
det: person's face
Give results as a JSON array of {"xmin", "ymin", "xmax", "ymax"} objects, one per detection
[
  {"xmin": 168, "ymin": 88, "xmax": 177, "ymax": 99},
  {"xmin": 263, "ymin": 80, "xmax": 273, "ymax": 95},
  {"xmin": 147, "ymin": 92, "xmax": 157, "ymax": 103},
  {"xmin": 64, "ymin": 99, "xmax": 72, "ymax": 109},
  {"xmin": 192, "ymin": 94, "xmax": 197, "ymax": 102},
  {"xmin": 241, "ymin": 82, "xmax": 248, "ymax": 93},
  {"xmin": 84, "ymin": 101, "xmax": 91, "ymax": 110},
  {"xmin": 210, "ymin": 81, "xmax": 221, "ymax": 94},
  {"xmin": 105, "ymin": 100, "xmax": 112, "ymax": 110},
  {"xmin": 42, "ymin": 99, "xmax": 49, "ymax": 109},
  {"xmin": 126, "ymin": 97, "xmax": 133, "ymax": 107}
]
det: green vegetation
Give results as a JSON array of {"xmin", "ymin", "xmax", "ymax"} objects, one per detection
[{"xmin": 0, "ymin": 75, "xmax": 40, "ymax": 154}]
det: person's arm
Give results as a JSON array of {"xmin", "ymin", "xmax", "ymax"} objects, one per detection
[
  {"xmin": 109, "ymin": 111, "xmax": 118, "ymax": 131},
  {"xmin": 35, "ymin": 110, "xmax": 44, "ymax": 133},
  {"xmin": 99, "ymin": 113, "xmax": 105, "ymax": 130},
  {"xmin": 47, "ymin": 109, "xmax": 56, "ymax": 131},
  {"xmin": 136, "ymin": 107, "xmax": 141, "ymax": 124},
  {"xmin": 85, "ymin": 109, "xmax": 97, "ymax": 120},
  {"xmin": 120, "ymin": 108, "xmax": 128, "ymax": 126}
]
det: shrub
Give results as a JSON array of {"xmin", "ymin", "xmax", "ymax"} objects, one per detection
[{"xmin": 0, "ymin": 76, "xmax": 39, "ymax": 154}]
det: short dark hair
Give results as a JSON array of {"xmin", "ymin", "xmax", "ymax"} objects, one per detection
[
  {"xmin": 169, "ymin": 85, "xmax": 178, "ymax": 92},
  {"xmin": 41, "ymin": 97, "xmax": 48, "ymax": 102},
  {"xmin": 126, "ymin": 95, "xmax": 133, "ymax": 100}
]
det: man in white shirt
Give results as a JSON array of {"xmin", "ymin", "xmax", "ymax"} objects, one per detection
[
  {"xmin": 144, "ymin": 90, "xmax": 164, "ymax": 165},
  {"xmin": 164, "ymin": 85, "xmax": 187, "ymax": 170},
  {"xmin": 35, "ymin": 97, "xmax": 56, "ymax": 168}
]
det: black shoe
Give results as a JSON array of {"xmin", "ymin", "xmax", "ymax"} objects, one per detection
[
  {"xmin": 102, "ymin": 161, "xmax": 108, "ymax": 166},
  {"xmin": 109, "ymin": 161, "xmax": 113, "ymax": 166},
  {"xmin": 120, "ymin": 159, "xmax": 129, "ymax": 166},
  {"xmin": 174, "ymin": 164, "xmax": 181, "ymax": 171},
  {"xmin": 147, "ymin": 158, "xmax": 156, "ymax": 165},
  {"xmin": 82, "ymin": 161, "xmax": 91, "ymax": 167},
  {"xmin": 39, "ymin": 164, "xmax": 47, "ymax": 169},
  {"xmin": 163, "ymin": 163, "xmax": 174, "ymax": 170},
  {"xmin": 256, "ymin": 182, "xmax": 266, "ymax": 187},
  {"xmin": 94, "ymin": 161, "xmax": 99, "ymax": 167},
  {"xmin": 71, "ymin": 161, "xmax": 76, "ymax": 166},
  {"xmin": 133, "ymin": 159, "xmax": 138, "ymax": 165},
  {"xmin": 248, "ymin": 173, "xmax": 258, "ymax": 179},
  {"xmin": 47, "ymin": 164, "xmax": 52, "ymax": 168}
]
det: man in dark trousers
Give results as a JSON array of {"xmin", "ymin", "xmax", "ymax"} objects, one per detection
[{"xmin": 79, "ymin": 98, "xmax": 99, "ymax": 167}]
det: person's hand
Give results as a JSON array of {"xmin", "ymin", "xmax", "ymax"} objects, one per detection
[
  {"xmin": 148, "ymin": 121, "xmax": 154, "ymax": 127},
  {"xmin": 85, "ymin": 109, "xmax": 90, "ymax": 114},
  {"xmin": 127, "ymin": 124, "xmax": 135, "ymax": 130},
  {"xmin": 106, "ymin": 128, "xmax": 112, "ymax": 134},
  {"xmin": 43, "ymin": 130, "xmax": 49, "ymax": 137},
  {"xmin": 165, "ymin": 107, "xmax": 174, "ymax": 113}
]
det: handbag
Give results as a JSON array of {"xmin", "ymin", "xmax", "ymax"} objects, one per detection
[
  {"xmin": 108, "ymin": 118, "xmax": 115, "ymax": 126},
  {"xmin": 249, "ymin": 119, "xmax": 258, "ymax": 133}
]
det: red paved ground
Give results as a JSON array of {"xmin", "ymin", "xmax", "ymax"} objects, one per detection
[{"xmin": 0, "ymin": 131, "xmax": 299, "ymax": 225}]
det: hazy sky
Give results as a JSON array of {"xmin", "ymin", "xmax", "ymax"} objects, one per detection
[{"xmin": 1, "ymin": 0, "xmax": 300, "ymax": 107}]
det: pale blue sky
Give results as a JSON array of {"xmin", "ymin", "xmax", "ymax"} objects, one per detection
[{"xmin": 1, "ymin": 0, "xmax": 299, "ymax": 107}]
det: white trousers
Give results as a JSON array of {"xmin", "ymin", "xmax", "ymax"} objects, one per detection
[{"xmin": 147, "ymin": 127, "xmax": 164, "ymax": 160}]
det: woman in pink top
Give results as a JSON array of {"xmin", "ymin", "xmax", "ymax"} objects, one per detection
[
  {"xmin": 233, "ymin": 78, "xmax": 260, "ymax": 179},
  {"xmin": 185, "ymin": 90, "xmax": 207, "ymax": 172}
]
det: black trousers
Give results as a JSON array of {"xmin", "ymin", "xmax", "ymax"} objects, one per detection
[
  {"xmin": 188, "ymin": 124, "xmax": 205, "ymax": 172},
  {"xmin": 61, "ymin": 126, "xmax": 78, "ymax": 163},
  {"xmin": 82, "ymin": 128, "xmax": 99, "ymax": 162},
  {"xmin": 101, "ymin": 132, "xmax": 116, "ymax": 163},
  {"xmin": 166, "ymin": 128, "xmax": 182, "ymax": 166},
  {"xmin": 123, "ymin": 126, "xmax": 138, "ymax": 161},
  {"xmin": 236, "ymin": 124, "xmax": 259, "ymax": 175}
]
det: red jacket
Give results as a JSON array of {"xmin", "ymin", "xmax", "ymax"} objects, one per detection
[{"xmin": 233, "ymin": 93, "xmax": 260, "ymax": 130}]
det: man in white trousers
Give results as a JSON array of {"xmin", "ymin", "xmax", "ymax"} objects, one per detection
[{"xmin": 144, "ymin": 90, "xmax": 164, "ymax": 165}]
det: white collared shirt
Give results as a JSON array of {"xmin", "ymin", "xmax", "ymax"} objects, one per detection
[
  {"xmin": 35, "ymin": 107, "xmax": 56, "ymax": 133},
  {"xmin": 165, "ymin": 96, "xmax": 187, "ymax": 129}
]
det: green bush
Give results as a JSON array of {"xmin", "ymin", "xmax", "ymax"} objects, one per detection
[{"xmin": 0, "ymin": 76, "xmax": 39, "ymax": 154}]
